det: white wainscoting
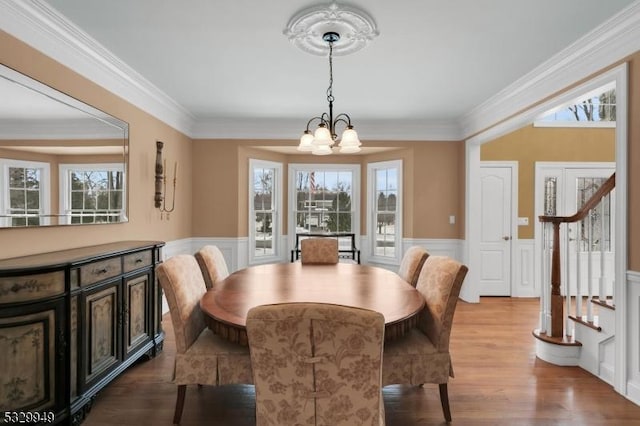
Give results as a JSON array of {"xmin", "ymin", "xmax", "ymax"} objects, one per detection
[
  {"xmin": 626, "ymin": 270, "xmax": 640, "ymax": 405},
  {"xmin": 360, "ymin": 238, "xmax": 464, "ymax": 272},
  {"xmin": 163, "ymin": 237, "xmax": 464, "ymax": 272},
  {"xmin": 514, "ymin": 239, "xmax": 536, "ymax": 297},
  {"xmin": 403, "ymin": 238, "xmax": 464, "ymax": 260}
]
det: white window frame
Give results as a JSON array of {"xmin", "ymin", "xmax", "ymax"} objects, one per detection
[
  {"xmin": 249, "ymin": 159, "xmax": 283, "ymax": 265},
  {"xmin": 288, "ymin": 163, "xmax": 361, "ymax": 253},
  {"xmin": 0, "ymin": 158, "xmax": 51, "ymax": 227},
  {"xmin": 367, "ymin": 159, "xmax": 403, "ymax": 265},
  {"xmin": 59, "ymin": 163, "xmax": 126, "ymax": 225}
]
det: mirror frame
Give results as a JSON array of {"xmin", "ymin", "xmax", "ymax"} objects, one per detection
[{"xmin": 0, "ymin": 63, "xmax": 129, "ymax": 227}]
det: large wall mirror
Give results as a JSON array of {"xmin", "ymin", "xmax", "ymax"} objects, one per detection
[{"xmin": 0, "ymin": 63, "xmax": 128, "ymax": 227}]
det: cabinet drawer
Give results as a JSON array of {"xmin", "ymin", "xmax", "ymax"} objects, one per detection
[
  {"xmin": 0, "ymin": 271, "xmax": 65, "ymax": 303},
  {"xmin": 80, "ymin": 258, "xmax": 122, "ymax": 286},
  {"xmin": 123, "ymin": 250, "xmax": 152, "ymax": 273}
]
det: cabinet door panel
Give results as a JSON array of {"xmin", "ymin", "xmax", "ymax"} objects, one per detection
[
  {"xmin": 0, "ymin": 304, "xmax": 61, "ymax": 412},
  {"xmin": 124, "ymin": 273, "xmax": 151, "ymax": 358},
  {"xmin": 84, "ymin": 282, "xmax": 120, "ymax": 385}
]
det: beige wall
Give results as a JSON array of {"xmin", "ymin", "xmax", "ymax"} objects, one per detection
[
  {"xmin": 481, "ymin": 125, "xmax": 615, "ymax": 239},
  {"xmin": 0, "ymin": 30, "xmax": 193, "ymax": 258},
  {"xmin": 2, "ymin": 26, "xmax": 637, "ymax": 272},
  {"xmin": 191, "ymin": 139, "xmax": 465, "ymax": 240}
]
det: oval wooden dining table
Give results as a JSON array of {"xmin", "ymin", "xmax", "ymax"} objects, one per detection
[{"xmin": 200, "ymin": 262, "xmax": 425, "ymax": 346}]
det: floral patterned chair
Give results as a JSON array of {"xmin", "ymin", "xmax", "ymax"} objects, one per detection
[
  {"xmin": 246, "ymin": 303, "xmax": 386, "ymax": 426},
  {"xmin": 300, "ymin": 238, "xmax": 339, "ymax": 264},
  {"xmin": 156, "ymin": 255, "xmax": 252, "ymax": 425},
  {"xmin": 397, "ymin": 246, "xmax": 429, "ymax": 287},
  {"xmin": 194, "ymin": 245, "xmax": 230, "ymax": 289},
  {"xmin": 382, "ymin": 256, "xmax": 468, "ymax": 422}
]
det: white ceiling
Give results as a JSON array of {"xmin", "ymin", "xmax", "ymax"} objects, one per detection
[{"xmin": 6, "ymin": 0, "xmax": 639, "ymax": 141}]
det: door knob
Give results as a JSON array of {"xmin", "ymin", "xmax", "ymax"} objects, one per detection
[{"xmin": 502, "ymin": 236, "xmax": 511, "ymax": 241}]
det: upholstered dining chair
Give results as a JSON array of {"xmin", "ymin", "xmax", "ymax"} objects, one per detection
[
  {"xmin": 397, "ymin": 246, "xmax": 429, "ymax": 287},
  {"xmin": 300, "ymin": 237, "xmax": 339, "ymax": 264},
  {"xmin": 382, "ymin": 256, "xmax": 468, "ymax": 422},
  {"xmin": 156, "ymin": 255, "xmax": 252, "ymax": 425},
  {"xmin": 246, "ymin": 303, "xmax": 386, "ymax": 426},
  {"xmin": 194, "ymin": 245, "xmax": 230, "ymax": 289}
]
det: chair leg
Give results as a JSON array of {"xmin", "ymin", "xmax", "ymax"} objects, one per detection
[
  {"xmin": 439, "ymin": 383, "xmax": 452, "ymax": 422},
  {"xmin": 173, "ymin": 384, "xmax": 186, "ymax": 426}
]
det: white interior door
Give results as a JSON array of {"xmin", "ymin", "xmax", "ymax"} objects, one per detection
[
  {"xmin": 564, "ymin": 167, "xmax": 615, "ymax": 297},
  {"xmin": 479, "ymin": 165, "xmax": 514, "ymax": 296}
]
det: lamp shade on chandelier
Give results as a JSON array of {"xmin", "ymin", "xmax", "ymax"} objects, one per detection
[{"xmin": 297, "ymin": 32, "xmax": 361, "ymax": 155}]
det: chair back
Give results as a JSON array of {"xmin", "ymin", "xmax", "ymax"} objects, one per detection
[
  {"xmin": 415, "ymin": 256, "xmax": 468, "ymax": 352},
  {"xmin": 398, "ymin": 246, "xmax": 429, "ymax": 286},
  {"xmin": 246, "ymin": 303, "xmax": 385, "ymax": 426},
  {"xmin": 194, "ymin": 245, "xmax": 230, "ymax": 289},
  {"xmin": 156, "ymin": 255, "xmax": 207, "ymax": 354},
  {"xmin": 300, "ymin": 238, "xmax": 339, "ymax": 264}
]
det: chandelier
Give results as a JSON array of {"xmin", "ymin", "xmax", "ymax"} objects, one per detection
[{"xmin": 297, "ymin": 31, "xmax": 361, "ymax": 155}]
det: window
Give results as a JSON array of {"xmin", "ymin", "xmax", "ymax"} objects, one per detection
[
  {"xmin": 0, "ymin": 159, "xmax": 50, "ymax": 227},
  {"xmin": 249, "ymin": 159, "xmax": 282, "ymax": 264},
  {"xmin": 59, "ymin": 163, "xmax": 125, "ymax": 224},
  {"xmin": 289, "ymin": 164, "xmax": 360, "ymax": 253},
  {"xmin": 368, "ymin": 160, "xmax": 402, "ymax": 263},
  {"xmin": 535, "ymin": 83, "xmax": 616, "ymax": 127},
  {"xmin": 576, "ymin": 177, "xmax": 612, "ymax": 252}
]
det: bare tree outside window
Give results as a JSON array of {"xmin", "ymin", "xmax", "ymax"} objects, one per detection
[
  {"xmin": 69, "ymin": 169, "xmax": 124, "ymax": 224},
  {"xmin": 253, "ymin": 167, "xmax": 274, "ymax": 256},
  {"xmin": 8, "ymin": 166, "xmax": 42, "ymax": 226},
  {"xmin": 567, "ymin": 88, "xmax": 616, "ymax": 122}
]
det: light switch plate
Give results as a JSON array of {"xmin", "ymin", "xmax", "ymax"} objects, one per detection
[{"xmin": 518, "ymin": 217, "xmax": 529, "ymax": 226}]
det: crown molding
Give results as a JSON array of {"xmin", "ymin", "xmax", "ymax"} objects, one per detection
[
  {"xmin": 3, "ymin": 0, "xmax": 639, "ymax": 142},
  {"xmin": 0, "ymin": 0, "xmax": 195, "ymax": 136},
  {"xmin": 461, "ymin": 1, "xmax": 640, "ymax": 139},
  {"xmin": 191, "ymin": 117, "xmax": 463, "ymax": 141}
]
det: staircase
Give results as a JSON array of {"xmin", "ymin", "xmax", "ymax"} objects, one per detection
[{"xmin": 533, "ymin": 173, "xmax": 615, "ymax": 383}]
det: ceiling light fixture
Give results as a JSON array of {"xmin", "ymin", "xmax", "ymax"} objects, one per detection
[
  {"xmin": 298, "ymin": 31, "xmax": 361, "ymax": 155},
  {"xmin": 285, "ymin": 2, "xmax": 378, "ymax": 155}
]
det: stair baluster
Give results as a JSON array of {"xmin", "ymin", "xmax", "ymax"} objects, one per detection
[{"xmin": 535, "ymin": 172, "xmax": 615, "ymax": 344}]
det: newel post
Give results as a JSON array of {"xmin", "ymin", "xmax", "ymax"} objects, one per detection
[{"xmin": 550, "ymin": 220, "xmax": 563, "ymax": 337}]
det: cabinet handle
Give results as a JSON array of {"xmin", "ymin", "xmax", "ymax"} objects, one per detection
[
  {"xmin": 135, "ymin": 258, "xmax": 143, "ymax": 264},
  {"xmin": 96, "ymin": 268, "xmax": 108, "ymax": 274}
]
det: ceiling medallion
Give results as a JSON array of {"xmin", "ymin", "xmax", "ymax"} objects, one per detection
[{"xmin": 283, "ymin": 2, "xmax": 379, "ymax": 56}]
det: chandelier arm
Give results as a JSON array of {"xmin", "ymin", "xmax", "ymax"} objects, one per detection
[
  {"xmin": 333, "ymin": 113, "xmax": 353, "ymax": 126},
  {"xmin": 305, "ymin": 116, "xmax": 326, "ymax": 131}
]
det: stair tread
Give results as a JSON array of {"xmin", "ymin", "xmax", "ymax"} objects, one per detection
[
  {"xmin": 569, "ymin": 315, "xmax": 602, "ymax": 332},
  {"xmin": 591, "ymin": 298, "xmax": 615, "ymax": 310},
  {"xmin": 532, "ymin": 328, "xmax": 582, "ymax": 346}
]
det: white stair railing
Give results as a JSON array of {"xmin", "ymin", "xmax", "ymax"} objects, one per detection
[{"xmin": 536, "ymin": 173, "xmax": 615, "ymax": 341}]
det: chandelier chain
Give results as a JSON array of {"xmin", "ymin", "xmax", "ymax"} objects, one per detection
[{"xmin": 327, "ymin": 41, "xmax": 334, "ymax": 103}]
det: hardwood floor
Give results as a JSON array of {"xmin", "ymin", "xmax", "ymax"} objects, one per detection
[{"xmin": 83, "ymin": 297, "xmax": 640, "ymax": 425}]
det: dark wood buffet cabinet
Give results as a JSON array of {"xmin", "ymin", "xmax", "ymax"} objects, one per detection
[{"xmin": 0, "ymin": 241, "xmax": 165, "ymax": 425}]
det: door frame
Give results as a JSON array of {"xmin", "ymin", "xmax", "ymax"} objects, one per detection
[
  {"xmin": 465, "ymin": 63, "xmax": 628, "ymax": 393},
  {"xmin": 479, "ymin": 161, "xmax": 518, "ymax": 296}
]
